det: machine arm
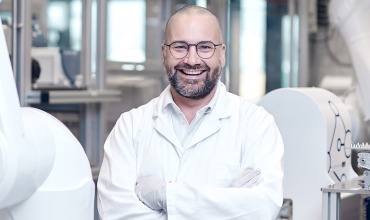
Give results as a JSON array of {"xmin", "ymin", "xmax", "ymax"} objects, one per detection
[
  {"xmin": 0, "ymin": 17, "xmax": 94, "ymax": 219},
  {"xmin": 329, "ymin": 0, "xmax": 370, "ymax": 123}
]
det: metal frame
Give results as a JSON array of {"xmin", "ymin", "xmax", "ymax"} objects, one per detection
[
  {"xmin": 11, "ymin": 0, "xmax": 121, "ymax": 170},
  {"xmin": 228, "ymin": 0, "xmax": 240, "ymax": 95},
  {"xmin": 105, "ymin": 0, "xmax": 164, "ymax": 80},
  {"xmin": 297, "ymin": 0, "xmax": 310, "ymax": 87},
  {"xmin": 13, "ymin": 0, "xmax": 32, "ymax": 106},
  {"xmin": 207, "ymin": 0, "xmax": 230, "ymax": 89},
  {"xmin": 83, "ymin": 0, "xmax": 107, "ymax": 168},
  {"xmin": 26, "ymin": 89, "xmax": 121, "ymax": 104},
  {"xmin": 322, "ymin": 176, "xmax": 370, "ymax": 220},
  {"xmin": 81, "ymin": 0, "xmax": 92, "ymax": 88}
]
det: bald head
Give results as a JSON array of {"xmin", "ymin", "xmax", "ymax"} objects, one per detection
[{"xmin": 164, "ymin": 5, "xmax": 223, "ymax": 42}]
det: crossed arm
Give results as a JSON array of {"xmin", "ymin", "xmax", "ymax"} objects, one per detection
[
  {"xmin": 97, "ymin": 112, "xmax": 284, "ymax": 219},
  {"xmin": 135, "ymin": 168, "xmax": 262, "ymax": 212}
]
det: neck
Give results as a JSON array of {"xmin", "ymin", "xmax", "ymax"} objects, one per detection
[{"xmin": 170, "ymin": 86, "xmax": 217, "ymax": 124}]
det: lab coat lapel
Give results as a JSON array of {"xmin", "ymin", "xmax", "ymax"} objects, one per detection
[
  {"xmin": 152, "ymin": 87, "xmax": 183, "ymax": 153},
  {"xmin": 187, "ymin": 116, "xmax": 221, "ymax": 149},
  {"xmin": 187, "ymin": 83, "xmax": 232, "ymax": 149},
  {"xmin": 153, "ymin": 116, "xmax": 183, "ymax": 154}
]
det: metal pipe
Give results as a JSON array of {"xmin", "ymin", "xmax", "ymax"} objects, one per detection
[
  {"xmin": 298, "ymin": 0, "xmax": 309, "ymax": 87},
  {"xmin": 15, "ymin": 0, "xmax": 32, "ymax": 106},
  {"xmin": 96, "ymin": 0, "xmax": 107, "ymax": 90},
  {"xmin": 12, "ymin": 0, "xmax": 17, "ymax": 79},
  {"xmin": 288, "ymin": 0, "xmax": 295, "ymax": 87},
  {"xmin": 81, "ymin": 0, "xmax": 92, "ymax": 88}
]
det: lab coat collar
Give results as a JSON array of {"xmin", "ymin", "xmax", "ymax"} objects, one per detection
[
  {"xmin": 152, "ymin": 82, "xmax": 233, "ymax": 152},
  {"xmin": 153, "ymin": 81, "xmax": 232, "ymax": 119},
  {"xmin": 209, "ymin": 82, "xmax": 233, "ymax": 119}
]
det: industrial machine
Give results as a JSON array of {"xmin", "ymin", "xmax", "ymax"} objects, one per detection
[
  {"xmin": 329, "ymin": 0, "xmax": 370, "ymax": 127},
  {"xmin": 259, "ymin": 87, "xmax": 358, "ymax": 220},
  {"xmin": 0, "ymin": 15, "xmax": 94, "ymax": 220},
  {"xmin": 259, "ymin": 0, "xmax": 370, "ymax": 219}
]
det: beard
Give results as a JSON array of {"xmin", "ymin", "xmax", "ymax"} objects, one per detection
[{"xmin": 166, "ymin": 63, "xmax": 221, "ymax": 100}]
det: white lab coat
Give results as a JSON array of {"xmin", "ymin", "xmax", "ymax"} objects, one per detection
[{"xmin": 97, "ymin": 82, "xmax": 284, "ymax": 220}]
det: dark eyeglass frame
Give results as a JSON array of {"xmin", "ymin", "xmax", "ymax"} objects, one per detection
[{"xmin": 164, "ymin": 41, "xmax": 222, "ymax": 59}]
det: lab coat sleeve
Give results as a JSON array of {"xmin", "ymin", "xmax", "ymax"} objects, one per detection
[
  {"xmin": 97, "ymin": 113, "xmax": 167, "ymax": 220},
  {"xmin": 166, "ymin": 113, "xmax": 284, "ymax": 220}
]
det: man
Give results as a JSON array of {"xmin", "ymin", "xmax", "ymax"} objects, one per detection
[{"xmin": 97, "ymin": 5, "xmax": 284, "ymax": 220}]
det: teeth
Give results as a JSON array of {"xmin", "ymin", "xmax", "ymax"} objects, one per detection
[{"xmin": 182, "ymin": 70, "xmax": 203, "ymax": 75}]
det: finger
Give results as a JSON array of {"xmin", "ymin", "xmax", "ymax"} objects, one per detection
[
  {"xmin": 239, "ymin": 169, "xmax": 261, "ymax": 182},
  {"xmin": 230, "ymin": 168, "xmax": 261, "ymax": 187},
  {"xmin": 242, "ymin": 176, "xmax": 262, "ymax": 188}
]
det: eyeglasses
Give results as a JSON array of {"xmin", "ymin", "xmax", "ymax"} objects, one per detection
[{"xmin": 164, "ymin": 41, "xmax": 222, "ymax": 59}]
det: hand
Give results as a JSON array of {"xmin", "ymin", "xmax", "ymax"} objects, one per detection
[
  {"xmin": 230, "ymin": 167, "xmax": 262, "ymax": 188},
  {"xmin": 135, "ymin": 176, "xmax": 167, "ymax": 212}
]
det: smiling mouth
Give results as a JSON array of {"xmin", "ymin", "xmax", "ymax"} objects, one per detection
[{"xmin": 179, "ymin": 69, "xmax": 206, "ymax": 76}]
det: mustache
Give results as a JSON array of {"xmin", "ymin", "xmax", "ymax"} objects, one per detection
[{"xmin": 174, "ymin": 63, "xmax": 210, "ymax": 71}]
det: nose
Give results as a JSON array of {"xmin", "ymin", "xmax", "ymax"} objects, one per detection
[{"xmin": 184, "ymin": 45, "xmax": 201, "ymax": 65}]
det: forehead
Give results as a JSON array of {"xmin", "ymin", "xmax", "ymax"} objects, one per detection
[{"xmin": 166, "ymin": 14, "xmax": 221, "ymax": 43}]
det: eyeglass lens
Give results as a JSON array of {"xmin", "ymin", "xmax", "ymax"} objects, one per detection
[{"xmin": 169, "ymin": 42, "xmax": 216, "ymax": 59}]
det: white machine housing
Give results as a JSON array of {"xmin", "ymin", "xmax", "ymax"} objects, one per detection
[
  {"xmin": 259, "ymin": 87, "xmax": 357, "ymax": 220},
  {"xmin": 0, "ymin": 18, "xmax": 94, "ymax": 219}
]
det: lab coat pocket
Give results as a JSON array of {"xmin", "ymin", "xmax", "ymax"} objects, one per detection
[{"xmin": 212, "ymin": 162, "xmax": 241, "ymax": 187}]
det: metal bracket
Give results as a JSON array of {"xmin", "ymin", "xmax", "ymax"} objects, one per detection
[{"xmin": 358, "ymin": 153, "xmax": 370, "ymax": 190}]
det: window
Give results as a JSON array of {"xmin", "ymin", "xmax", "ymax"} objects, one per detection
[{"xmin": 107, "ymin": 0, "xmax": 146, "ymax": 63}]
